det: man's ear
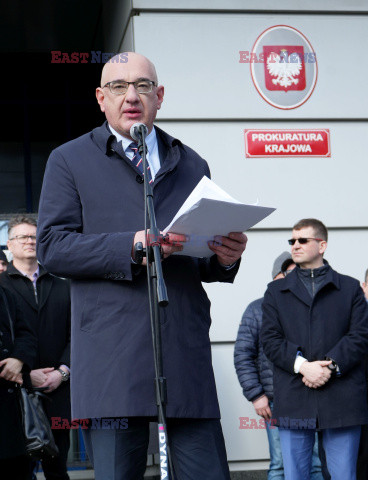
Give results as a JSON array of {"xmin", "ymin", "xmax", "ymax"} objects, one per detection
[
  {"xmin": 156, "ymin": 85, "xmax": 164, "ymax": 110},
  {"xmin": 96, "ymin": 88, "xmax": 106, "ymax": 112},
  {"xmin": 319, "ymin": 241, "xmax": 327, "ymax": 255}
]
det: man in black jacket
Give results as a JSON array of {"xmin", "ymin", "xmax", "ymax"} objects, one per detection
[
  {"xmin": 235, "ymin": 252, "xmax": 329, "ymax": 480},
  {"xmin": 261, "ymin": 218, "xmax": 368, "ymax": 480},
  {"xmin": 0, "ymin": 215, "xmax": 71, "ymax": 480}
]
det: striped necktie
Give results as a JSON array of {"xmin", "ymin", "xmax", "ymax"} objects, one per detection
[{"xmin": 129, "ymin": 142, "xmax": 153, "ymax": 184}]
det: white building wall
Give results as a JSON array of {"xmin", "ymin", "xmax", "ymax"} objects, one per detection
[{"xmin": 118, "ymin": 1, "xmax": 368, "ymax": 471}]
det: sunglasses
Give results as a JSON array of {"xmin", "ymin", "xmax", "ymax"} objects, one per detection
[{"xmin": 288, "ymin": 237, "xmax": 324, "ymax": 246}]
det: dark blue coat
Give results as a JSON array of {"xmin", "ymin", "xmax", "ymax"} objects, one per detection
[
  {"xmin": 234, "ymin": 298, "xmax": 274, "ymax": 402},
  {"xmin": 260, "ymin": 266, "xmax": 368, "ymax": 429},
  {"xmin": 37, "ymin": 123, "xmax": 239, "ymax": 420}
]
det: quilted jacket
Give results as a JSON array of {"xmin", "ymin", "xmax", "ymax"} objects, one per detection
[{"xmin": 234, "ymin": 297, "xmax": 274, "ymax": 402}]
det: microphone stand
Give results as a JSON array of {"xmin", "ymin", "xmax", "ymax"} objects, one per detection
[{"xmin": 134, "ymin": 124, "xmax": 175, "ymax": 480}]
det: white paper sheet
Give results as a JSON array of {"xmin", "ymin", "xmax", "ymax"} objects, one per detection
[{"xmin": 163, "ymin": 176, "xmax": 276, "ymax": 257}]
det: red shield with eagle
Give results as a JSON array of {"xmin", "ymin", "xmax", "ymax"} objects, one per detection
[{"xmin": 263, "ymin": 45, "xmax": 306, "ymax": 91}]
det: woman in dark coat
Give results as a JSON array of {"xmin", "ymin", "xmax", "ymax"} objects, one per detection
[{"xmin": 0, "ymin": 285, "xmax": 37, "ymax": 479}]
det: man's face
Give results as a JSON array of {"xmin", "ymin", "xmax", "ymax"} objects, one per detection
[
  {"xmin": 0, "ymin": 260, "xmax": 7, "ymax": 273},
  {"xmin": 7, "ymin": 224, "xmax": 37, "ymax": 262},
  {"xmin": 96, "ymin": 53, "xmax": 164, "ymax": 139},
  {"xmin": 290, "ymin": 226, "xmax": 327, "ymax": 269}
]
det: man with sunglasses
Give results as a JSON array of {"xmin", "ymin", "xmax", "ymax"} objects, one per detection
[
  {"xmin": 235, "ymin": 252, "xmax": 328, "ymax": 480},
  {"xmin": 261, "ymin": 218, "xmax": 368, "ymax": 480}
]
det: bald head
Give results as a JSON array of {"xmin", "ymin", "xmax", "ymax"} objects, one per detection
[
  {"xmin": 96, "ymin": 51, "xmax": 164, "ymax": 139},
  {"xmin": 100, "ymin": 52, "xmax": 158, "ymax": 87}
]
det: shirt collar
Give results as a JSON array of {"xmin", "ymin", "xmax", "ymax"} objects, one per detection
[
  {"xmin": 17, "ymin": 265, "xmax": 39, "ymax": 281},
  {"xmin": 91, "ymin": 121, "xmax": 183, "ymax": 156},
  {"xmin": 108, "ymin": 124, "xmax": 157, "ymax": 156}
]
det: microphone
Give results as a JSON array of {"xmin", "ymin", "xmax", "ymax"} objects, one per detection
[{"xmin": 130, "ymin": 123, "xmax": 148, "ymax": 142}]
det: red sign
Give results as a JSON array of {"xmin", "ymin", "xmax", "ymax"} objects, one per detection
[
  {"xmin": 263, "ymin": 46, "xmax": 306, "ymax": 91},
  {"xmin": 244, "ymin": 129, "xmax": 331, "ymax": 158}
]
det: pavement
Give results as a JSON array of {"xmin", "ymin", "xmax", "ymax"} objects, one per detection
[
  {"xmin": 37, "ymin": 470, "xmax": 267, "ymax": 480},
  {"xmin": 37, "ymin": 469, "xmax": 268, "ymax": 479}
]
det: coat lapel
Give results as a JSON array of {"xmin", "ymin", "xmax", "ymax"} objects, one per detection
[
  {"xmin": 110, "ymin": 137, "xmax": 145, "ymax": 179},
  {"xmin": 92, "ymin": 122, "xmax": 182, "ymax": 187},
  {"xmin": 281, "ymin": 269, "xmax": 312, "ymax": 307},
  {"xmin": 280, "ymin": 265, "xmax": 340, "ymax": 307},
  {"xmin": 7, "ymin": 264, "xmax": 38, "ymax": 312},
  {"xmin": 37, "ymin": 267, "xmax": 53, "ymax": 311},
  {"xmin": 154, "ymin": 126, "xmax": 181, "ymax": 186}
]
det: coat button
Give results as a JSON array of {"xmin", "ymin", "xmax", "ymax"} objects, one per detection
[
  {"xmin": 8, "ymin": 388, "xmax": 14, "ymax": 394},
  {"xmin": 136, "ymin": 175, "xmax": 144, "ymax": 184}
]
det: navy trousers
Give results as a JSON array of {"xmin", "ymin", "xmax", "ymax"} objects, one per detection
[{"xmin": 83, "ymin": 417, "xmax": 231, "ymax": 480}]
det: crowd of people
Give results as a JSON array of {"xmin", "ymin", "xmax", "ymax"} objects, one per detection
[{"xmin": 0, "ymin": 52, "xmax": 367, "ymax": 480}]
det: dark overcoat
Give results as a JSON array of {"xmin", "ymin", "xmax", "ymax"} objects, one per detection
[
  {"xmin": 0, "ymin": 285, "xmax": 37, "ymax": 458},
  {"xmin": 260, "ymin": 266, "xmax": 368, "ymax": 429},
  {"xmin": 36, "ymin": 123, "xmax": 239, "ymax": 420},
  {"xmin": 0, "ymin": 264, "xmax": 71, "ymax": 420}
]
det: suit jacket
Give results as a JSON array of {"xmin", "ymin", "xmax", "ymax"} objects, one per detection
[
  {"xmin": 260, "ymin": 266, "xmax": 368, "ymax": 429},
  {"xmin": 0, "ymin": 264, "xmax": 71, "ymax": 420},
  {"xmin": 37, "ymin": 122, "xmax": 240, "ymax": 419},
  {"xmin": 0, "ymin": 285, "xmax": 37, "ymax": 458}
]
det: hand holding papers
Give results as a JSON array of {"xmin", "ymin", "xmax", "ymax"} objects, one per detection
[{"xmin": 163, "ymin": 176, "xmax": 275, "ymax": 258}]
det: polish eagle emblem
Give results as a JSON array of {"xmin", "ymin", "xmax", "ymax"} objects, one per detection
[{"xmin": 266, "ymin": 50, "xmax": 303, "ymax": 89}]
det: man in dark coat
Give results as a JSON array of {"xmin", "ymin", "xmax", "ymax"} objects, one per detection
[
  {"xmin": 261, "ymin": 218, "xmax": 368, "ymax": 480},
  {"xmin": 235, "ymin": 253, "xmax": 329, "ymax": 480},
  {"xmin": 0, "ymin": 215, "xmax": 71, "ymax": 480},
  {"xmin": 0, "ymin": 285, "xmax": 37, "ymax": 479},
  {"xmin": 36, "ymin": 52, "xmax": 247, "ymax": 480}
]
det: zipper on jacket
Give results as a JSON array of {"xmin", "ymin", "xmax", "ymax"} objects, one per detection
[{"xmin": 311, "ymin": 269, "xmax": 315, "ymax": 297}]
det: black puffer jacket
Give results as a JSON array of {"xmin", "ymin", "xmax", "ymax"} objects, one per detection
[{"xmin": 234, "ymin": 297, "xmax": 274, "ymax": 402}]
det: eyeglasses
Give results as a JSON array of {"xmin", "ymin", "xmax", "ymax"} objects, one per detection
[
  {"xmin": 102, "ymin": 79, "xmax": 157, "ymax": 95},
  {"xmin": 288, "ymin": 237, "xmax": 324, "ymax": 246},
  {"xmin": 9, "ymin": 235, "xmax": 37, "ymax": 244}
]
